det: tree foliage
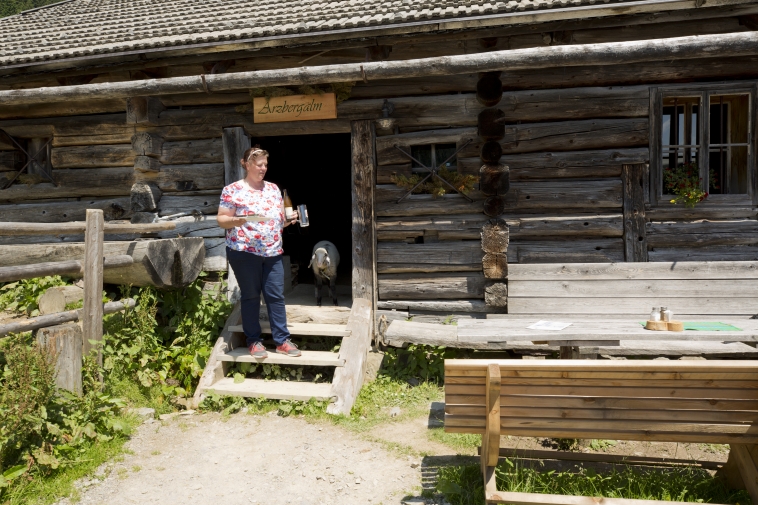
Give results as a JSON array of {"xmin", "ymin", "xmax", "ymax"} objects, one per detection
[{"xmin": 1, "ymin": 0, "xmax": 62, "ymax": 18}]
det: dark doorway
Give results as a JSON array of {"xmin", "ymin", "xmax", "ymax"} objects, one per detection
[{"xmin": 252, "ymin": 133, "xmax": 352, "ymax": 286}]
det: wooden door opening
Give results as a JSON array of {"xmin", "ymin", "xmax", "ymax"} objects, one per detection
[{"xmin": 252, "ymin": 133, "xmax": 353, "ymax": 296}]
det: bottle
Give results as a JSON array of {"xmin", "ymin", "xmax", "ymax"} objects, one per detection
[
  {"xmin": 662, "ymin": 307, "xmax": 673, "ymax": 322},
  {"xmin": 650, "ymin": 307, "xmax": 660, "ymax": 322},
  {"xmin": 283, "ymin": 189, "xmax": 295, "ymax": 220}
]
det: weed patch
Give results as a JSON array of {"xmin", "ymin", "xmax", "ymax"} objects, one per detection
[{"xmin": 437, "ymin": 459, "xmax": 751, "ymax": 505}]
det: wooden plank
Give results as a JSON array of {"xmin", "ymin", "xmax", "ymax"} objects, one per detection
[
  {"xmin": 378, "ymin": 241, "xmax": 482, "ymax": 268},
  {"xmin": 622, "ymin": 163, "xmax": 648, "ymax": 262},
  {"xmin": 351, "ymin": 120, "xmax": 377, "ymax": 304},
  {"xmin": 218, "ymin": 348, "xmax": 344, "ymax": 367},
  {"xmin": 486, "ymin": 490, "xmax": 728, "ymax": 505},
  {"xmin": 460, "ymin": 148, "xmax": 649, "ymax": 179},
  {"xmin": 161, "ymin": 138, "xmax": 223, "ymax": 165},
  {"xmin": 510, "ymin": 238, "xmax": 624, "ymax": 264},
  {"xmin": 193, "ymin": 301, "xmax": 242, "ymax": 405},
  {"xmin": 51, "ymin": 144, "xmax": 134, "ymax": 169},
  {"xmin": 253, "ymin": 94, "xmax": 337, "ymax": 123},
  {"xmin": 495, "ymin": 448, "xmax": 724, "ymax": 470},
  {"xmin": 444, "ymin": 358, "xmax": 758, "ymax": 373},
  {"xmin": 0, "ymin": 299, "xmax": 134, "ymax": 338},
  {"xmin": 222, "ymin": 127, "xmax": 249, "ymax": 185},
  {"xmin": 508, "ymin": 279, "xmax": 758, "ymax": 298},
  {"xmin": 0, "ymin": 255, "xmax": 133, "ymax": 283},
  {"xmin": 377, "ymin": 299, "xmax": 504, "ymax": 313},
  {"xmin": 484, "ymin": 363, "xmax": 501, "ymax": 467},
  {"xmin": 456, "ymin": 370, "xmax": 758, "ymax": 380},
  {"xmin": 506, "ymin": 261, "xmax": 758, "ymax": 281},
  {"xmin": 649, "ymin": 245, "xmax": 758, "ymax": 262},
  {"xmin": 0, "ymin": 221, "xmax": 174, "ymax": 236},
  {"xmin": 327, "ymin": 298, "xmax": 372, "ymax": 415},
  {"xmin": 385, "ymin": 320, "xmax": 458, "ymax": 346},
  {"xmin": 208, "ymin": 377, "xmax": 335, "ymax": 402},
  {"xmin": 82, "ymin": 209, "xmax": 104, "ymax": 366},
  {"xmin": 446, "ymin": 384, "xmax": 758, "ymax": 400},
  {"xmin": 448, "ymin": 406, "xmax": 758, "ymax": 424},
  {"xmin": 378, "ymin": 272, "xmax": 486, "ymax": 300},
  {"xmin": 507, "ymin": 297, "xmax": 758, "ymax": 315},
  {"xmin": 228, "ymin": 322, "xmax": 350, "ymax": 337},
  {"xmin": 458, "ymin": 377, "xmax": 758, "ymax": 389}
]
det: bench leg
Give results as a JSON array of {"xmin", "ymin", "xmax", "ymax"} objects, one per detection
[
  {"xmin": 481, "ymin": 363, "xmax": 501, "ymax": 500},
  {"xmin": 726, "ymin": 444, "xmax": 758, "ymax": 504}
]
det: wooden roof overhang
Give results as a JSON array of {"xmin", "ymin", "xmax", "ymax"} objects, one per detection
[{"xmin": 0, "ymin": 31, "xmax": 757, "ymax": 107}]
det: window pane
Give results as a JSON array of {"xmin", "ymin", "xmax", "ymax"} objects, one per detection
[
  {"xmin": 710, "ymin": 145, "xmax": 749, "ymax": 194},
  {"xmin": 663, "ymin": 97, "xmax": 699, "ymax": 147},
  {"xmin": 663, "ymin": 148, "xmax": 699, "ymax": 195},
  {"xmin": 410, "ymin": 145, "xmax": 432, "ymax": 169},
  {"xmin": 710, "ymin": 94, "xmax": 749, "ymax": 145},
  {"xmin": 435, "ymin": 143, "xmax": 458, "ymax": 168}
]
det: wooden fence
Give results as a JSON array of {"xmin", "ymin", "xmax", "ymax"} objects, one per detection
[{"xmin": 0, "ymin": 210, "xmax": 175, "ymax": 392}]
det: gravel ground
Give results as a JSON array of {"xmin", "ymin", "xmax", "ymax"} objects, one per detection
[{"xmin": 57, "ymin": 411, "xmax": 431, "ymax": 505}]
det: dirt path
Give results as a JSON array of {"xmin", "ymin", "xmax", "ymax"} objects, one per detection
[{"xmin": 58, "ymin": 412, "xmax": 439, "ymax": 505}]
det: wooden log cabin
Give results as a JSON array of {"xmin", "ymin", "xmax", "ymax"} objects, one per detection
[{"xmin": 1, "ymin": 0, "xmax": 758, "ymax": 322}]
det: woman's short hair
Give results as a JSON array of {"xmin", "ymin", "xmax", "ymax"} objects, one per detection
[{"xmin": 242, "ymin": 145, "xmax": 269, "ymax": 164}]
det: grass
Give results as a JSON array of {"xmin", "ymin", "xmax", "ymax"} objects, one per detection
[
  {"xmin": 437, "ymin": 459, "xmax": 751, "ymax": 505},
  {"xmin": 1, "ymin": 415, "xmax": 139, "ymax": 505},
  {"xmin": 427, "ymin": 427, "xmax": 480, "ymax": 454}
]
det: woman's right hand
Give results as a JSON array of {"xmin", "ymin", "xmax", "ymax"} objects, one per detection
[{"xmin": 217, "ymin": 207, "xmax": 247, "ymax": 229}]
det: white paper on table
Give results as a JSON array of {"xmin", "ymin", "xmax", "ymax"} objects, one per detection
[{"xmin": 526, "ymin": 320, "xmax": 573, "ymax": 331}]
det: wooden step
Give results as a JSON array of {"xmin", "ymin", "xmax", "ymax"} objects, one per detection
[
  {"xmin": 208, "ymin": 377, "xmax": 334, "ymax": 401},
  {"xmin": 229, "ymin": 322, "xmax": 350, "ymax": 337},
  {"xmin": 218, "ymin": 347, "xmax": 344, "ymax": 367}
]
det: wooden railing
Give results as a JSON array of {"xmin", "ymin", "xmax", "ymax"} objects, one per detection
[{"xmin": 0, "ymin": 210, "xmax": 175, "ymax": 391}]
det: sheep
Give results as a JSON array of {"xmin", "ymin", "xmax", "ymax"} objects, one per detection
[{"xmin": 308, "ymin": 240, "xmax": 340, "ymax": 306}]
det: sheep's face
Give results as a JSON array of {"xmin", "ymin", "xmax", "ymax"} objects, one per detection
[{"xmin": 311, "ymin": 248, "xmax": 330, "ymax": 271}]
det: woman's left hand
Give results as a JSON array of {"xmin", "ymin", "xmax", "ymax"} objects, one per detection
[{"xmin": 284, "ymin": 209, "xmax": 299, "ymax": 228}]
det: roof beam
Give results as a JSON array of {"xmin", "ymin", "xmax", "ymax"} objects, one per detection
[{"xmin": 0, "ymin": 31, "xmax": 757, "ymax": 106}]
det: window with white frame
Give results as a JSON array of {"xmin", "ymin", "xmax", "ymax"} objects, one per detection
[{"xmin": 653, "ymin": 86, "xmax": 754, "ymax": 204}]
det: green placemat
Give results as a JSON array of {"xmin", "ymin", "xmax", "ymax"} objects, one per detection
[{"xmin": 639, "ymin": 321, "xmax": 742, "ymax": 331}]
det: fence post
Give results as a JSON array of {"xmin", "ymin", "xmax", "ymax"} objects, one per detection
[{"xmin": 82, "ymin": 209, "xmax": 104, "ymax": 366}]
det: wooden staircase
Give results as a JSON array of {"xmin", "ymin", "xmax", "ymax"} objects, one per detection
[{"xmin": 193, "ymin": 298, "xmax": 372, "ymax": 415}]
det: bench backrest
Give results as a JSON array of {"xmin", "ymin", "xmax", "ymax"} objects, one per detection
[
  {"xmin": 507, "ymin": 261, "xmax": 758, "ymax": 316},
  {"xmin": 444, "ymin": 359, "xmax": 758, "ymax": 444}
]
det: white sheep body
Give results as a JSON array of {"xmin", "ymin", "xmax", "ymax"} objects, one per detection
[{"xmin": 308, "ymin": 240, "xmax": 340, "ymax": 306}]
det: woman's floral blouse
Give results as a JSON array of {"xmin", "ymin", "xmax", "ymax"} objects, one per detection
[{"xmin": 219, "ymin": 181, "xmax": 284, "ymax": 257}]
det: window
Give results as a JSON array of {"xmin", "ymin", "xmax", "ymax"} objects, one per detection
[
  {"xmin": 653, "ymin": 86, "xmax": 755, "ymax": 204},
  {"xmin": 410, "ymin": 143, "xmax": 457, "ymax": 171}
]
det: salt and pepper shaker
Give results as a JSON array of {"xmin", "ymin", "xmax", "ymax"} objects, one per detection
[
  {"xmin": 660, "ymin": 307, "xmax": 672, "ymax": 322},
  {"xmin": 650, "ymin": 307, "xmax": 661, "ymax": 322}
]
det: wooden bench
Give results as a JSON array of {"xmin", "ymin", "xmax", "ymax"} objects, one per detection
[{"xmin": 444, "ymin": 358, "xmax": 758, "ymax": 505}]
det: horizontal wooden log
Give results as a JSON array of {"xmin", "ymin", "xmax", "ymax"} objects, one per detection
[
  {"xmin": 646, "ymin": 206, "xmax": 758, "ymax": 220},
  {"xmin": 646, "ymin": 220, "xmax": 758, "ymax": 248},
  {"xmin": 459, "ymin": 118, "xmax": 649, "ymax": 157},
  {"xmin": 377, "ymin": 299, "xmax": 505, "ymax": 313},
  {"xmin": 155, "ymin": 215, "xmax": 225, "ymax": 239},
  {"xmin": 0, "ymin": 221, "xmax": 175, "ymax": 236},
  {"xmin": 507, "ymin": 260, "xmax": 758, "ymax": 281},
  {"xmin": 0, "ymin": 237, "xmax": 205, "ymax": 287},
  {"xmin": 510, "ymin": 279, "xmax": 758, "ymax": 298},
  {"xmin": 376, "ymin": 214, "xmax": 623, "ymax": 241},
  {"xmin": 507, "ymin": 296, "xmax": 758, "ymax": 315},
  {"xmin": 378, "ymin": 272, "xmax": 486, "ymax": 300},
  {"xmin": 0, "ymin": 255, "xmax": 133, "ymax": 283},
  {"xmin": 0, "ymin": 99, "xmax": 126, "ymax": 121},
  {"xmin": 649, "ymin": 246, "xmax": 758, "ymax": 262},
  {"xmin": 4, "ymin": 32, "xmax": 758, "ymax": 105},
  {"xmin": 378, "ymin": 241, "xmax": 482, "ymax": 269},
  {"xmin": 499, "ymin": 85, "xmax": 649, "ymax": 122},
  {"xmin": 146, "ymin": 163, "xmax": 225, "ymax": 192},
  {"xmin": 203, "ymin": 237, "xmax": 227, "ymax": 272},
  {"xmin": 0, "ymin": 197, "xmax": 131, "ymax": 224},
  {"xmin": 376, "ymin": 163, "xmax": 412, "ymax": 184},
  {"xmin": 158, "ymin": 194, "xmax": 220, "ymax": 216},
  {"xmin": 51, "ymin": 144, "xmax": 135, "ymax": 169},
  {"xmin": 0, "ymin": 298, "xmax": 135, "ymax": 338},
  {"xmin": 510, "ymin": 239, "xmax": 624, "ymax": 264},
  {"xmin": 376, "ymin": 192, "xmax": 483, "ymax": 218},
  {"xmin": 160, "ymin": 138, "xmax": 223, "ymax": 165},
  {"xmin": 458, "ymin": 148, "xmax": 649, "ymax": 179},
  {"xmin": 0, "ymin": 167, "xmax": 132, "ymax": 203}
]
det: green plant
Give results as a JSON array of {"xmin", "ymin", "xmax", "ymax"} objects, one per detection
[
  {"xmin": 277, "ymin": 399, "xmax": 327, "ymax": 417},
  {"xmin": 391, "ymin": 167, "xmax": 478, "ymax": 198},
  {"xmin": 664, "ymin": 162, "xmax": 719, "ymax": 208},
  {"xmin": 0, "ymin": 276, "xmax": 68, "ymax": 316},
  {"xmin": 588, "ymin": 439, "xmax": 618, "ymax": 451},
  {"xmin": 0, "ymin": 336, "xmax": 126, "ymax": 498},
  {"xmin": 380, "ymin": 345, "xmax": 460, "ymax": 383},
  {"xmin": 438, "ymin": 459, "xmax": 751, "ymax": 505}
]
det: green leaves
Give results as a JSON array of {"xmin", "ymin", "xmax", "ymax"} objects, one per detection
[{"xmin": 0, "ymin": 275, "xmax": 68, "ymax": 316}]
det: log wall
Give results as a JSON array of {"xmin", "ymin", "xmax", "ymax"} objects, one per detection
[{"xmin": 0, "ymin": 13, "xmax": 756, "ymax": 316}]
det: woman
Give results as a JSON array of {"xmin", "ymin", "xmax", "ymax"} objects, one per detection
[{"xmin": 217, "ymin": 146, "xmax": 301, "ymax": 358}]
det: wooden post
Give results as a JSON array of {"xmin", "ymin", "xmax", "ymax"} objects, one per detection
[
  {"xmin": 82, "ymin": 209, "xmax": 104, "ymax": 365},
  {"xmin": 222, "ymin": 127, "xmax": 250, "ymax": 303},
  {"xmin": 482, "ymin": 363, "xmax": 501, "ymax": 498},
  {"xmin": 37, "ymin": 323, "xmax": 83, "ymax": 394},
  {"xmin": 732, "ymin": 444, "xmax": 758, "ymax": 505},
  {"xmin": 622, "ymin": 163, "xmax": 648, "ymax": 262},
  {"xmin": 350, "ymin": 120, "xmax": 376, "ymax": 306}
]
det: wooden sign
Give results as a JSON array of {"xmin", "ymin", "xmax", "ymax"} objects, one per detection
[{"xmin": 253, "ymin": 93, "xmax": 337, "ymax": 123}]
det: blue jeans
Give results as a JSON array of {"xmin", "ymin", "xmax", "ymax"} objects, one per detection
[{"xmin": 226, "ymin": 248, "xmax": 290, "ymax": 347}]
